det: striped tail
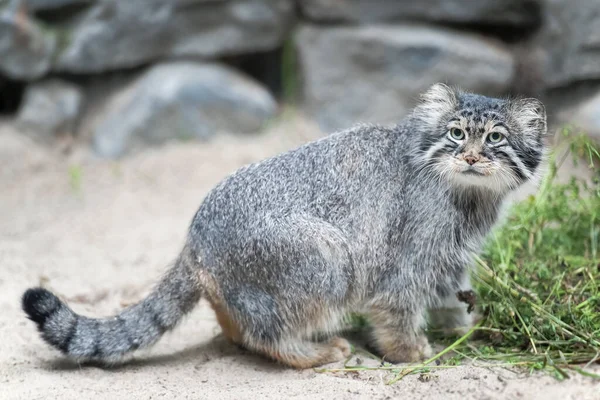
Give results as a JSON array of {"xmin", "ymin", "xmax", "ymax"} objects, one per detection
[{"xmin": 21, "ymin": 245, "xmax": 202, "ymax": 364}]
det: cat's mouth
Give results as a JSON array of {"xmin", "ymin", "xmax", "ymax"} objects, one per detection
[{"xmin": 461, "ymin": 168, "xmax": 485, "ymax": 176}]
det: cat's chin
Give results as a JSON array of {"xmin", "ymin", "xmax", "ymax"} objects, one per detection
[{"xmin": 450, "ymin": 172, "xmax": 513, "ymax": 194}]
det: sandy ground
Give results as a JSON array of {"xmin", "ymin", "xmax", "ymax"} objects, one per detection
[{"xmin": 1, "ymin": 116, "xmax": 599, "ymax": 400}]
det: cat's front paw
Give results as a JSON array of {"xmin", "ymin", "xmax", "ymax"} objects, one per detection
[
  {"xmin": 381, "ymin": 335, "xmax": 432, "ymax": 363},
  {"xmin": 428, "ymin": 306, "xmax": 480, "ymax": 337}
]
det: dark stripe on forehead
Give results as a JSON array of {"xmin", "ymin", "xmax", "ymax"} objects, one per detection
[{"xmin": 482, "ymin": 111, "xmax": 502, "ymax": 120}]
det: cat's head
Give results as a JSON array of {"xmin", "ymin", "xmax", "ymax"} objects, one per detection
[{"xmin": 413, "ymin": 83, "xmax": 546, "ymax": 193}]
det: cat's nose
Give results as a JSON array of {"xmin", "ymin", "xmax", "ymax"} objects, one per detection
[{"xmin": 464, "ymin": 155, "xmax": 480, "ymax": 165}]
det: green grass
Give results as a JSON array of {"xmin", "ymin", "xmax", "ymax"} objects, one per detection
[
  {"xmin": 336, "ymin": 128, "xmax": 600, "ymax": 382},
  {"xmin": 456, "ymin": 129, "xmax": 600, "ymax": 380},
  {"xmin": 68, "ymin": 164, "xmax": 83, "ymax": 193}
]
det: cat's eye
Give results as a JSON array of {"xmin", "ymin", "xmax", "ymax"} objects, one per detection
[
  {"xmin": 487, "ymin": 132, "xmax": 504, "ymax": 143},
  {"xmin": 449, "ymin": 128, "xmax": 465, "ymax": 140}
]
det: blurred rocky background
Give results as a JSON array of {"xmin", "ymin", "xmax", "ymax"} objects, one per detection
[{"xmin": 1, "ymin": 0, "xmax": 599, "ymax": 158}]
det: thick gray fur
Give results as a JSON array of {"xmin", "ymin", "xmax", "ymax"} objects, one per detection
[{"xmin": 22, "ymin": 83, "xmax": 546, "ymax": 367}]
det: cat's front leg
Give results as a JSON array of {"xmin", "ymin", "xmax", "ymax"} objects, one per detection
[
  {"xmin": 427, "ymin": 273, "xmax": 479, "ymax": 337},
  {"xmin": 366, "ymin": 303, "xmax": 432, "ymax": 363}
]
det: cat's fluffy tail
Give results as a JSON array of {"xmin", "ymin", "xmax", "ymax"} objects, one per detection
[{"xmin": 22, "ymin": 244, "xmax": 202, "ymax": 364}]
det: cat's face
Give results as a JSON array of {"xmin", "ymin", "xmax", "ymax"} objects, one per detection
[{"xmin": 415, "ymin": 84, "xmax": 546, "ymax": 193}]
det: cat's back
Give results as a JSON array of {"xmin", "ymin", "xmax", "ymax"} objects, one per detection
[
  {"xmin": 201, "ymin": 124, "xmax": 405, "ymax": 212},
  {"xmin": 189, "ymin": 123, "xmax": 410, "ymax": 247}
]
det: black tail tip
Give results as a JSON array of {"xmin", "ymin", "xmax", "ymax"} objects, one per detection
[{"xmin": 22, "ymin": 287, "xmax": 62, "ymax": 327}]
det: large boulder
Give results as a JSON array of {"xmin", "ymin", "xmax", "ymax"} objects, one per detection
[
  {"xmin": 54, "ymin": 0, "xmax": 294, "ymax": 73},
  {"xmin": 535, "ymin": 0, "xmax": 600, "ymax": 87},
  {"xmin": 296, "ymin": 24, "xmax": 515, "ymax": 132},
  {"xmin": 16, "ymin": 79, "xmax": 84, "ymax": 141},
  {"xmin": 0, "ymin": 0, "xmax": 56, "ymax": 80},
  {"xmin": 299, "ymin": 0, "xmax": 541, "ymax": 26},
  {"xmin": 558, "ymin": 90, "xmax": 600, "ymax": 145},
  {"xmin": 26, "ymin": 0, "xmax": 93, "ymax": 11},
  {"xmin": 92, "ymin": 62, "xmax": 278, "ymax": 158}
]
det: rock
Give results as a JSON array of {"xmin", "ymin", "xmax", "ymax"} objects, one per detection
[
  {"xmin": 26, "ymin": 0, "xmax": 93, "ymax": 11},
  {"xmin": 296, "ymin": 24, "xmax": 515, "ymax": 132},
  {"xmin": 0, "ymin": 0, "xmax": 56, "ymax": 80},
  {"xmin": 299, "ymin": 0, "xmax": 541, "ymax": 26},
  {"xmin": 92, "ymin": 62, "xmax": 278, "ymax": 158},
  {"xmin": 54, "ymin": 0, "xmax": 294, "ymax": 73},
  {"xmin": 16, "ymin": 79, "xmax": 84, "ymax": 141},
  {"xmin": 559, "ymin": 91, "xmax": 600, "ymax": 144},
  {"xmin": 535, "ymin": 0, "xmax": 600, "ymax": 87}
]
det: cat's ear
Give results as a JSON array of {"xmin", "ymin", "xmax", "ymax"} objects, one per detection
[
  {"xmin": 510, "ymin": 97, "xmax": 547, "ymax": 139},
  {"xmin": 414, "ymin": 83, "xmax": 458, "ymax": 130},
  {"xmin": 420, "ymin": 83, "xmax": 457, "ymax": 108}
]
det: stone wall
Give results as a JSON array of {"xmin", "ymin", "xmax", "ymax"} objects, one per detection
[{"xmin": 2, "ymin": 0, "xmax": 600, "ymax": 157}]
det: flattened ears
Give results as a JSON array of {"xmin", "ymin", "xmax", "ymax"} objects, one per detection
[
  {"xmin": 413, "ymin": 83, "xmax": 458, "ymax": 130},
  {"xmin": 510, "ymin": 98, "xmax": 547, "ymax": 139}
]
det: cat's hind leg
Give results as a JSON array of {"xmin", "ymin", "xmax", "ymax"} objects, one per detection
[
  {"xmin": 203, "ymin": 213, "xmax": 355, "ymax": 368},
  {"xmin": 247, "ymin": 336, "xmax": 351, "ymax": 369}
]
